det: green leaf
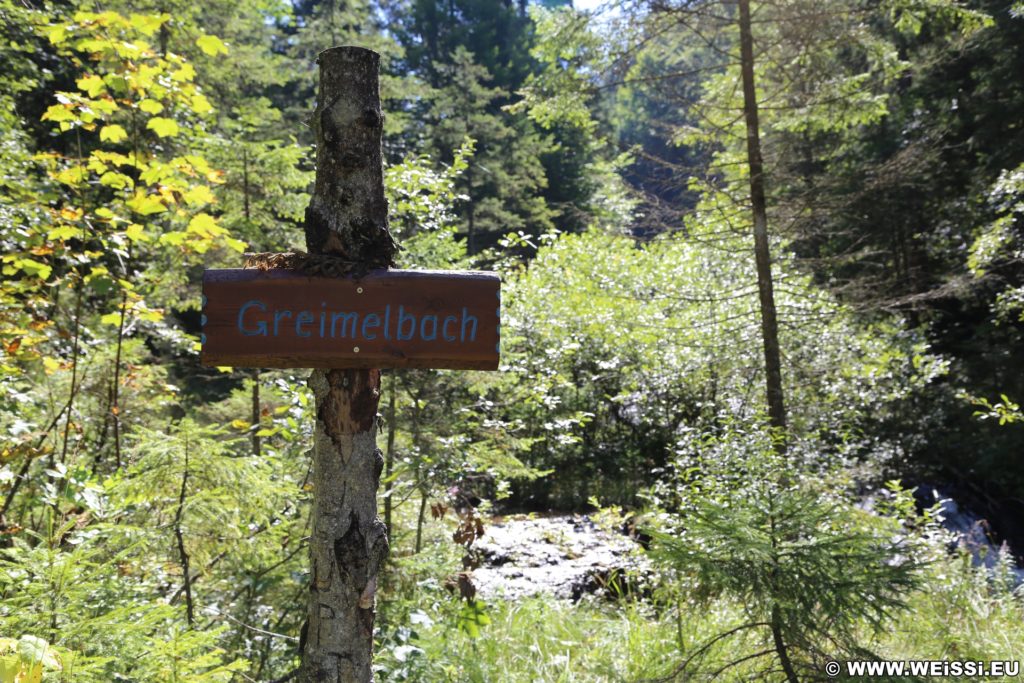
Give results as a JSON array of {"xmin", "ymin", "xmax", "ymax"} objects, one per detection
[
  {"xmin": 55, "ymin": 167, "xmax": 88, "ymax": 186},
  {"xmin": 17, "ymin": 636, "xmax": 58, "ymax": 669},
  {"xmin": 223, "ymin": 237, "xmax": 247, "ymax": 253},
  {"xmin": 172, "ymin": 63, "xmax": 196, "ymax": 83},
  {"xmin": 100, "ymin": 124, "xmax": 128, "ymax": 143},
  {"xmin": 126, "ymin": 192, "xmax": 166, "ymax": 215},
  {"xmin": 191, "ymin": 93, "xmax": 213, "ymax": 115},
  {"xmin": 15, "ymin": 259, "xmax": 52, "ymax": 280},
  {"xmin": 187, "ymin": 213, "xmax": 221, "ymax": 237},
  {"xmin": 138, "ymin": 99, "xmax": 164, "ymax": 114},
  {"xmin": 129, "ymin": 13, "xmax": 168, "ymax": 36},
  {"xmin": 138, "ymin": 307, "xmax": 164, "ymax": 323},
  {"xmin": 124, "ymin": 224, "xmax": 148, "ymax": 243},
  {"xmin": 41, "ymin": 104, "xmax": 75, "ymax": 123},
  {"xmin": 456, "ymin": 599, "xmax": 491, "ymax": 638},
  {"xmin": 76, "ymin": 75, "xmax": 105, "ymax": 97},
  {"xmin": 48, "ymin": 225, "xmax": 83, "ymax": 241},
  {"xmin": 99, "ymin": 171, "xmax": 133, "ymax": 189},
  {"xmin": 146, "ymin": 117, "xmax": 179, "ymax": 138},
  {"xmin": 47, "ymin": 24, "xmax": 68, "ymax": 45},
  {"xmin": 0, "ymin": 655, "xmax": 20, "ymax": 683},
  {"xmin": 196, "ymin": 34, "xmax": 228, "ymax": 56},
  {"xmin": 183, "ymin": 185, "xmax": 215, "ymax": 206},
  {"xmin": 159, "ymin": 231, "xmax": 187, "ymax": 246}
]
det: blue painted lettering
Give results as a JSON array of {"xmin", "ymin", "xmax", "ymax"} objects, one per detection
[
  {"xmin": 362, "ymin": 313, "xmax": 380, "ymax": 340},
  {"xmin": 295, "ymin": 311, "xmax": 314, "ymax": 338},
  {"xmin": 443, "ymin": 315, "xmax": 457, "ymax": 341},
  {"xmin": 397, "ymin": 306, "xmax": 416, "ymax": 341},
  {"xmin": 273, "ymin": 309, "xmax": 292, "ymax": 336},
  {"xmin": 461, "ymin": 307, "xmax": 477, "ymax": 342},
  {"xmin": 420, "ymin": 315, "xmax": 438, "ymax": 341},
  {"xmin": 238, "ymin": 300, "xmax": 267, "ymax": 336},
  {"xmin": 331, "ymin": 312, "xmax": 359, "ymax": 338}
]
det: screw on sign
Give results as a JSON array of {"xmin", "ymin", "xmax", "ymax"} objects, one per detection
[{"xmin": 200, "ymin": 47, "xmax": 500, "ymax": 682}]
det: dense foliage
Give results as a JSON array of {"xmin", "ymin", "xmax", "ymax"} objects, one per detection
[{"xmin": 1, "ymin": 0, "xmax": 1022, "ymax": 680}]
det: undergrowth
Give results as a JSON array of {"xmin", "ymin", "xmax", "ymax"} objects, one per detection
[{"xmin": 374, "ymin": 541, "xmax": 1024, "ymax": 682}]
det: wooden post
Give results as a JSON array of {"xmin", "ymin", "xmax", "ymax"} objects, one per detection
[
  {"xmin": 199, "ymin": 44, "xmax": 500, "ymax": 681},
  {"xmin": 302, "ymin": 46, "xmax": 395, "ymax": 683}
]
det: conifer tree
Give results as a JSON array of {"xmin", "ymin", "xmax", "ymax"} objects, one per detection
[{"xmin": 427, "ymin": 46, "xmax": 554, "ymax": 252}]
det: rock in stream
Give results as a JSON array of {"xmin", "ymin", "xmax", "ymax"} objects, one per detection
[{"xmin": 470, "ymin": 514, "xmax": 651, "ymax": 601}]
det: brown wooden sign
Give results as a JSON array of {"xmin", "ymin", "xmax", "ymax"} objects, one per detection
[{"xmin": 201, "ymin": 269, "xmax": 500, "ymax": 370}]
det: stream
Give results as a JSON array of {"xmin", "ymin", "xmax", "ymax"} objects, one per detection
[
  {"xmin": 470, "ymin": 488, "xmax": 1024, "ymax": 601},
  {"xmin": 471, "ymin": 514, "xmax": 650, "ymax": 601}
]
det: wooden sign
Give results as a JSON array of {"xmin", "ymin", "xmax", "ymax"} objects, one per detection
[{"xmin": 201, "ymin": 269, "xmax": 500, "ymax": 370}]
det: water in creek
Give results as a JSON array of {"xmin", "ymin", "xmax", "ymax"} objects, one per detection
[
  {"xmin": 470, "ymin": 514, "xmax": 650, "ymax": 601},
  {"xmin": 469, "ymin": 487, "xmax": 1024, "ymax": 602}
]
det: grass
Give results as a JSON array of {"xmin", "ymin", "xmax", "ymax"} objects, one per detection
[
  {"xmin": 873, "ymin": 550, "xmax": 1024, "ymax": 669},
  {"xmin": 374, "ymin": 544, "xmax": 1024, "ymax": 681},
  {"xmin": 374, "ymin": 497, "xmax": 1024, "ymax": 681}
]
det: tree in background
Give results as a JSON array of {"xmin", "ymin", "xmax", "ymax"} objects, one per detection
[{"xmin": 393, "ymin": 0, "xmax": 609, "ymax": 253}]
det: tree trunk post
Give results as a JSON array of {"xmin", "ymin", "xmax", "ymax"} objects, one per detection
[
  {"xmin": 737, "ymin": 0, "xmax": 787, "ymax": 445},
  {"xmin": 302, "ymin": 46, "xmax": 397, "ymax": 683}
]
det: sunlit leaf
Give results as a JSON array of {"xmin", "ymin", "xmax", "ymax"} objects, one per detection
[
  {"xmin": 183, "ymin": 185, "xmax": 215, "ymax": 206},
  {"xmin": 223, "ymin": 237, "xmax": 247, "ymax": 253},
  {"xmin": 99, "ymin": 171, "xmax": 134, "ymax": 189},
  {"xmin": 138, "ymin": 99, "xmax": 164, "ymax": 115},
  {"xmin": 55, "ymin": 167, "xmax": 88, "ymax": 186},
  {"xmin": 41, "ymin": 104, "xmax": 75, "ymax": 123},
  {"xmin": 76, "ymin": 75, "xmax": 105, "ymax": 97},
  {"xmin": 172, "ymin": 63, "xmax": 196, "ymax": 83},
  {"xmin": 187, "ymin": 213, "xmax": 220, "ymax": 237},
  {"xmin": 126, "ymin": 192, "xmax": 166, "ymax": 215},
  {"xmin": 47, "ymin": 24, "xmax": 68, "ymax": 45},
  {"xmin": 138, "ymin": 307, "xmax": 164, "ymax": 323},
  {"xmin": 47, "ymin": 225, "xmax": 83, "ymax": 241},
  {"xmin": 196, "ymin": 34, "xmax": 228, "ymax": 56},
  {"xmin": 124, "ymin": 224, "xmax": 148, "ymax": 243},
  {"xmin": 18, "ymin": 635, "xmax": 59, "ymax": 669},
  {"xmin": 146, "ymin": 117, "xmax": 179, "ymax": 138},
  {"xmin": 159, "ymin": 231, "xmax": 187, "ymax": 246},
  {"xmin": 190, "ymin": 93, "xmax": 213, "ymax": 115},
  {"xmin": 15, "ymin": 259, "xmax": 52, "ymax": 280},
  {"xmin": 129, "ymin": 13, "xmax": 168, "ymax": 36},
  {"xmin": 100, "ymin": 124, "xmax": 128, "ymax": 143}
]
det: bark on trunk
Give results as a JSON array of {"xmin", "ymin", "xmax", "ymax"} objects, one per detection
[
  {"xmin": 304, "ymin": 48, "xmax": 397, "ymax": 267},
  {"xmin": 301, "ymin": 46, "xmax": 395, "ymax": 683},
  {"xmin": 738, "ymin": 0, "xmax": 787, "ymax": 442}
]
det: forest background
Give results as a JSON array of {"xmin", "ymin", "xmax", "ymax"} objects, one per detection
[{"xmin": 1, "ymin": 0, "xmax": 1024, "ymax": 680}]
